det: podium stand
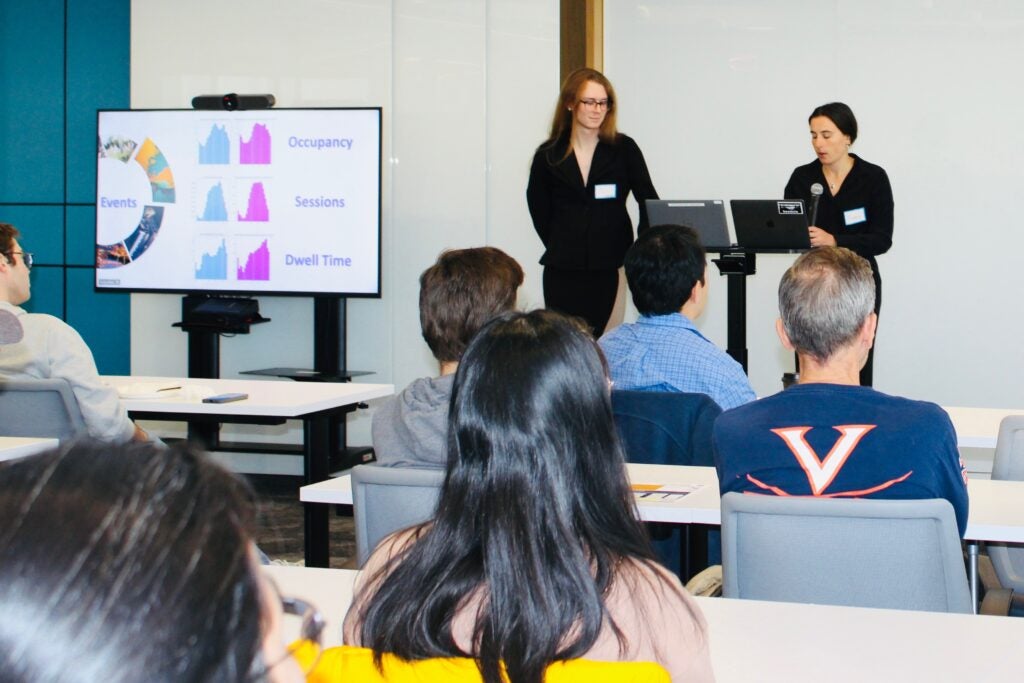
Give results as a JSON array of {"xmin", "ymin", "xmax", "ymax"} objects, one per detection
[{"xmin": 710, "ymin": 249, "xmax": 757, "ymax": 374}]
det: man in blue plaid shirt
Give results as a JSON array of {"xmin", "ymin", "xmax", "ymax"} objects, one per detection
[{"xmin": 599, "ymin": 224, "xmax": 755, "ymax": 410}]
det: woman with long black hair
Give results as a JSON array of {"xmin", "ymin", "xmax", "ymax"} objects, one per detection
[{"xmin": 344, "ymin": 310, "xmax": 712, "ymax": 682}]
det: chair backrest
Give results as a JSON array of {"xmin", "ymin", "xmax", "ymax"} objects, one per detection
[
  {"xmin": 611, "ymin": 390, "xmax": 721, "ymax": 467},
  {"xmin": 988, "ymin": 415, "xmax": 1024, "ymax": 591},
  {"xmin": 352, "ymin": 464, "xmax": 445, "ymax": 567},
  {"xmin": 721, "ymin": 492, "xmax": 972, "ymax": 613},
  {"xmin": 0, "ymin": 378, "xmax": 87, "ymax": 441},
  {"xmin": 299, "ymin": 644, "xmax": 671, "ymax": 683}
]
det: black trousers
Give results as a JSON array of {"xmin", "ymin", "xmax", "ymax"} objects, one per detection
[
  {"xmin": 859, "ymin": 275, "xmax": 882, "ymax": 387},
  {"xmin": 543, "ymin": 266, "xmax": 619, "ymax": 338}
]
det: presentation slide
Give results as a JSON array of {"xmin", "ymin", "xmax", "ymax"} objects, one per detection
[{"xmin": 95, "ymin": 108, "xmax": 381, "ymax": 296}]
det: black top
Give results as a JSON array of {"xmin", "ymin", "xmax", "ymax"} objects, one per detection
[
  {"xmin": 784, "ymin": 154, "xmax": 894, "ymax": 280},
  {"xmin": 527, "ymin": 133, "xmax": 658, "ymax": 270}
]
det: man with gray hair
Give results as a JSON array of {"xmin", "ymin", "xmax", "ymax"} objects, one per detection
[{"xmin": 712, "ymin": 247, "xmax": 968, "ymax": 535}]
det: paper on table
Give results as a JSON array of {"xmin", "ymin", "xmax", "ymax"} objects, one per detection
[
  {"xmin": 114, "ymin": 383, "xmax": 217, "ymax": 401},
  {"xmin": 632, "ymin": 483, "xmax": 703, "ymax": 502},
  {"xmin": 115, "ymin": 382, "xmax": 184, "ymax": 399}
]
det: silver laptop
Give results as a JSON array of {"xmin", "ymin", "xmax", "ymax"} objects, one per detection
[
  {"xmin": 646, "ymin": 199, "xmax": 734, "ymax": 250},
  {"xmin": 730, "ymin": 199, "xmax": 811, "ymax": 252}
]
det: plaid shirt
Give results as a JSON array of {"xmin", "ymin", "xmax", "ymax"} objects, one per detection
[{"xmin": 599, "ymin": 313, "xmax": 755, "ymax": 410}]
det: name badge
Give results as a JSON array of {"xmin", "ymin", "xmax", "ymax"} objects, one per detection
[
  {"xmin": 594, "ymin": 183, "xmax": 617, "ymax": 200},
  {"xmin": 844, "ymin": 207, "xmax": 867, "ymax": 226}
]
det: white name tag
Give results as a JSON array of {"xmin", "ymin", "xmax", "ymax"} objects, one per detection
[
  {"xmin": 594, "ymin": 183, "xmax": 617, "ymax": 200},
  {"xmin": 844, "ymin": 207, "xmax": 867, "ymax": 226}
]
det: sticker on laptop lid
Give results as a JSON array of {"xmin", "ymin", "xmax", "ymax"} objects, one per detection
[{"xmin": 777, "ymin": 201, "xmax": 804, "ymax": 215}]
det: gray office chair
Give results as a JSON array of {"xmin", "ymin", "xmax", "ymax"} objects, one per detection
[
  {"xmin": 721, "ymin": 492, "xmax": 972, "ymax": 613},
  {"xmin": 983, "ymin": 416, "xmax": 1024, "ymax": 615},
  {"xmin": 0, "ymin": 378, "xmax": 87, "ymax": 442},
  {"xmin": 351, "ymin": 464, "xmax": 445, "ymax": 567}
]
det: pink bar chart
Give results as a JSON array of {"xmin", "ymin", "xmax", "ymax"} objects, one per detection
[
  {"xmin": 239, "ymin": 123, "xmax": 271, "ymax": 164},
  {"xmin": 237, "ymin": 181, "xmax": 269, "ymax": 222},
  {"xmin": 236, "ymin": 238, "xmax": 270, "ymax": 281}
]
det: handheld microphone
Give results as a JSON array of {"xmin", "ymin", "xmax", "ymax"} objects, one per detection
[{"xmin": 809, "ymin": 182, "xmax": 824, "ymax": 227}]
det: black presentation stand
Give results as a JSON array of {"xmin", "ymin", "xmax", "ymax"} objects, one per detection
[{"xmin": 710, "ymin": 249, "xmax": 757, "ymax": 374}]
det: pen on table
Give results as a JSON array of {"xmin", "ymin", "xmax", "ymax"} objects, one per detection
[{"xmin": 157, "ymin": 385, "xmax": 181, "ymax": 392}]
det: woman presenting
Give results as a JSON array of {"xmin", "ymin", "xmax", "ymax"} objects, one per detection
[
  {"xmin": 785, "ymin": 102, "xmax": 893, "ymax": 386},
  {"xmin": 527, "ymin": 68, "xmax": 658, "ymax": 337}
]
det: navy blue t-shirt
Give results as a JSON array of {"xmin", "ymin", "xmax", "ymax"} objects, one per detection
[{"xmin": 713, "ymin": 383, "xmax": 969, "ymax": 535}]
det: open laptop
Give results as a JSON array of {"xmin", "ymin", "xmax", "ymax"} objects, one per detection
[
  {"xmin": 730, "ymin": 199, "xmax": 811, "ymax": 251},
  {"xmin": 645, "ymin": 199, "xmax": 734, "ymax": 250}
]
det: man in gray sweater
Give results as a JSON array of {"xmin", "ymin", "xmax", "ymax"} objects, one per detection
[{"xmin": 371, "ymin": 247, "xmax": 523, "ymax": 467}]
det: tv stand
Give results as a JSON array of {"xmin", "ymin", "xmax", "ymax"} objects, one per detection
[
  {"xmin": 242, "ymin": 297, "xmax": 376, "ymax": 470},
  {"xmin": 176, "ymin": 295, "xmax": 372, "ymax": 469}
]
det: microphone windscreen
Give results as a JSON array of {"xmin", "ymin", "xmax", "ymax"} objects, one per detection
[
  {"xmin": 0, "ymin": 310, "xmax": 24, "ymax": 345},
  {"xmin": 810, "ymin": 182, "xmax": 824, "ymax": 197}
]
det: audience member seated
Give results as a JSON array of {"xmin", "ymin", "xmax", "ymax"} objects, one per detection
[
  {"xmin": 372, "ymin": 247, "xmax": 523, "ymax": 467},
  {"xmin": 0, "ymin": 440, "xmax": 315, "ymax": 682},
  {"xmin": 0, "ymin": 222, "xmax": 148, "ymax": 442},
  {"xmin": 345, "ymin": 310, "xmax": 714, "ymax": 682},
  {"xmin": 713, "ymin": 247, "xmax": 968, "ymax": 535},
  {"xmin": 599, "ymin": 224, "xmax": 755, "ymax": 410}
]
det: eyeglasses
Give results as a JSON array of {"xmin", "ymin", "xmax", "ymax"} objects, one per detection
[
  {"xmin": 578, "ymin": 98, "xmax": 611, "ymax": 110},
  {"xmin": 281, "ymin": 595, "xmax": 326, "ymax": 674},
  {"xmin": 252, "ymin": 589, "xmax": 327, "ymax": 679},
  {"xmin": 4, "ymin": 251, "xmax": 32, "ymax": 270},
  {"xmin": 4, "ymin": 250, "xmax": 33, "ymax": 270}
]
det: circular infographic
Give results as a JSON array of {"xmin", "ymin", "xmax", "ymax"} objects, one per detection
[{"xmin": 96, "ymin": 135, "xmax": 176, "ymax": 269}]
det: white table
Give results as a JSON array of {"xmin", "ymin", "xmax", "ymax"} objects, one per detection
[
  {"xmin": 944, "ymin": 405, "xmax": 1022, "ymax": 448},
  {"xmin": 302, "ymin": 462, "xmax": 1024, "ymax": 609},
  {"xmin": 105, "ymin": 375, "xmax": 393, "ymax": 567},
  {"xmin": 264, "ymin": 564, "xmax": 1024, "ymax": 682},
  {"xmin": 0, "ymin": 436, "xmax": 59, "ymax": 462}
]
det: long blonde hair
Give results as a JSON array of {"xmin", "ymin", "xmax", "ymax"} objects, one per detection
[{"xmin": 544, "ymin": 68, "xmax": 619, "ymax": 158}]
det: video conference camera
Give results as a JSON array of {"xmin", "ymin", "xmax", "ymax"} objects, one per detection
[{"xmin": 191, "ymin": 93, "xmax": 276, "ymax": 111}]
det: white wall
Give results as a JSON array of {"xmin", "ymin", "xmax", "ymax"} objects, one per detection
[
  {"xmin": 130, "ymin": 0, "xmax": 556, "ymax": 451},
  {"xmin": 606, "ymin": 0, "xmax": 1024, "ymax": 407}
]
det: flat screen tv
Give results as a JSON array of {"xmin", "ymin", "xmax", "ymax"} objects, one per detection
[{"xmin": 94, "ymin": 107, "xmax": 381, "ymax": 297}]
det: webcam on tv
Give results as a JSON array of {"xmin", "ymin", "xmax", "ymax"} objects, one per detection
[{"xmin": 191, "ymin": 93, "xmax": 276, "ymax": 111}]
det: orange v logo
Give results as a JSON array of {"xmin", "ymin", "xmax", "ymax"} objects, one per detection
[{"xmin": 770, "ymin": 425, "xmax": 877, "ymax": 495}]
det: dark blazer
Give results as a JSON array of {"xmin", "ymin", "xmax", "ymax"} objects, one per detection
[
  {"xmin": 611, "ymin": 390, "xmax": 721, "ymax": 468},
  {"xmin": 527, "ymin": 133, "xmax": 658, "ymax": 270},
  {"xmin": 784, "ymin": 154, "xmax": 894, "ymax": 290}
]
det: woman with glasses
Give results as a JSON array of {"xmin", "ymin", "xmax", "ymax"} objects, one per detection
[
  {"xmin": 344, "ymin": 310, "xmax": 713, "ymax": 682},
  {"xmin": 0, "ymin": 441, "xmax": 319, "ymax": 682},
  {"xmin": 527, "ymin": 68, "xmax": 659, "ymax": 337}
]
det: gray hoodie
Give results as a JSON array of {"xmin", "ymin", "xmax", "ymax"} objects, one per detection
[{"xmin": 370, "ymin": 374, "xmax": 454, "ymax": 468}]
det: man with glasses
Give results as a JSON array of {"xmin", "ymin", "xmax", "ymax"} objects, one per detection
[{"xmin": 0, "ymin": 222, "xmax": 147, "ymax": 442}]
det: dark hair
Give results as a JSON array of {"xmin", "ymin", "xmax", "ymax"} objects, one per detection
[
  {"xmin": 357, "ymin": 310, "xmax": 661, "ymax": 683},
  {"xmin": 544, "ymin": 68, "xmax": 619, "ymax": 158},
  {"xmin": 419, "ymin": 247, "xmax": 524, "ymax": 363},
  {"xmin": 779, "ymin": 246, "xmax": 875, "ymax": 363},
  {"xmin": 0, "ymin": 222, "xmax": 19, "ymax": 259},
  {"xmin": 0, "ymin": 441, "xmax": 266, "ymax": 682},
  {"xmin": 809, "ymin": 102, "xmax": 858, "ymax": 144},
  {"xmin": 624, "ymin": 224, "xmax": 706, "ymax": 316}
]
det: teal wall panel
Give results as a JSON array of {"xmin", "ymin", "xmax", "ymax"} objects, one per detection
[
  {"xmin": 66, "ymin": 268, "xmax": 130, "ymax": 375},
  {"xmin": 22, "ymin": 266, "xmax": 64, "ymax": 317},
  {"xmin": 66, "ymin": 0, "xmax": 130, "ymax": 203},
  {"xmin": 0, "ymin": 206, "xmax": 64, "ymax": 265},
  {"xmin": 0, "ymin": 0, "xmax": 66, "ymax": 203},
  {"xmin": 66, "ymin": 204, "xmax": 96, "ymax": 265},
  {"xmin": 2, "ymin": 0, "xmax": 131, "ymax": 371}
]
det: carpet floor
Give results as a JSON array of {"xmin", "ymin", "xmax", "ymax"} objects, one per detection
[{"xmin": 248, "ymin": 474, "xmax": 357, "ymax": 569}]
